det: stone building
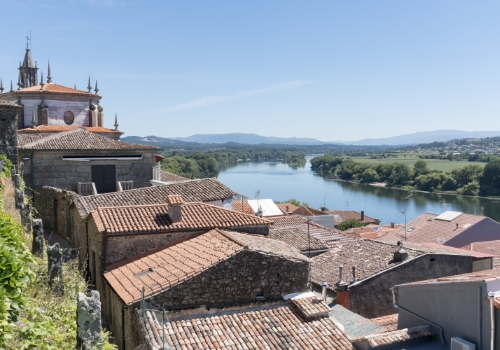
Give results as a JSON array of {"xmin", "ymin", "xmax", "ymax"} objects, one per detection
[
  {"xmin": 0, "ymin": 43, "xmax": 122, "ymax": 139},
  {"xmin": 0, "ymin": 100, "xmax": 21, "ymax": 166},
  {"xmin": 103, "ymin": 229, "xmax": 311, "ymax": 350},
  {"xmin": 311, "ymin": 239, "xmax": 492, "ymax": 318}
]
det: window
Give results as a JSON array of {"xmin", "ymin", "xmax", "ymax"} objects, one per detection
[{"xmin": 63, "ymin": 110, "xmax": 74, "ymax": 125}]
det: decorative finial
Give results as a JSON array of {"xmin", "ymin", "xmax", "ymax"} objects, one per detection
[
  {"xmin": 31, "ymin": 109, "xmax": 37, "ymax": 129},
  {"xmin": 0, "ymin": 78, "xmax": 3, "ymax": 93},
  {"xmin": 114, "ymin": 114, "xmax": 119, "ymax": 131},
  {"xmin": 26, "ymin": 36, "xmax": 29, "ymax": 48},
  {"xmin": 87, "ymin": 77, "xmax": 92, "ymax": 93},
  {"xmin": 17, "ymin": 70, "xmax": 22, "ymax": 90},
  {"xmin": 40, "ymin": 71, "xmax": 45, "ymax": 90},
  {"xmin": 10, "ymin": 80, "xmax": 13, "ymax": 92},
  {"xmin": 74, "ymin": 83, "xmax": 76, "ymax": 90},
  {"xmin": 47, "ymin": 61, "xmax": 52, "ymax": 83},
  {"xmin": 94, "ymin": 80, "xmax": 99, "ymax": 94}
]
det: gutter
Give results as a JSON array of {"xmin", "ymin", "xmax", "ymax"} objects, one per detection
[{"xmin": 391, "ymin": 287, "xmax": 446, "ymax": 346}]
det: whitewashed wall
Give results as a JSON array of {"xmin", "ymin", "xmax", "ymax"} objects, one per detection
[{"xmin": 21, "ymin": 99, "xmax": 90, "ymax": 126}]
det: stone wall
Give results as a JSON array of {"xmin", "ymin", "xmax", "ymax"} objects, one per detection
[
  {"xmin": 20, "ymin": 150, "xmax": 156, "ymax": 192},
  {"xmin": 148, "ymin": 249, "xmax": 310, "ymax": 310},
  {"xmin": 33, "ymin": 186, "xmax": 79, "ymax": 239},
  {"xmin": 347, "ymin": 254, "xmax": 474, "ymax": 318},
  {"xmin": 0, "ymin": 102, "xmax": 21, "ymax": 165}
]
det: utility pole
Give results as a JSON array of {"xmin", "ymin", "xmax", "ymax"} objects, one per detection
[{"xmin": 402, "ymin": 193, "xmax": 413, "ymax": 241}]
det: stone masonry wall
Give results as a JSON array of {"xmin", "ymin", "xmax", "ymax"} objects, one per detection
[
  {"xmin": 148, "ymin": 249, "xmax": 310, "ymax": 310},
  {"xmin": 20, "ymin": 150, "xmax": 156, "ymax": 192},
  {"xmin": 0, "ymin": 103, "xmax": 21, "ymax": 165},
  {"xmin": 348, "ymin": 254, "xmax": 474, "ymax": 318},
  {"xmin": 104, "ymin": 231, "xmax": 203, "ymax": 266}
]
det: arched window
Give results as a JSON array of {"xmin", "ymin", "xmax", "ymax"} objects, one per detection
[{"xmin": 64, "ymin": 110, "xmax": 75, "ymax": 125}]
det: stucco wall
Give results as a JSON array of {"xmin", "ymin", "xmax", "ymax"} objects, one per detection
[
  {"xmin": 398, "ymin": 282, "xmax": 494, "ymax": 349},
  {"xmin": 347, "ymin": 254, "xmax": 474, "ymax": 318},
  {"xmin": 19, "ymin": 98, "xmax": 94, "ymax": 127},
  {"xmin": 20, "ymin": 150, "xmax": 156, "ymax": 192},
  {"xmin": 149, "ymin": 249, "xmax": 310, "ymax": 310}
]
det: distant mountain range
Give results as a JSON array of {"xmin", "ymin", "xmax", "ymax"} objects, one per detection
[
  {"xmin": 124, "ymin": 130, "xmax": 500, "ymax": 147},
  {"xmin": 170, "ymin": 133, "xmax": 325, "ymax": 145}
]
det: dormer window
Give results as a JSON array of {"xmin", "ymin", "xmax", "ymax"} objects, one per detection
[{"xmin": 64, "ymin": 110, "xmax": 74, "ymax": 125}]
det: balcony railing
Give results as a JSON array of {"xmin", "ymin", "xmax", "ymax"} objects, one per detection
[
  {"xmin": 117, "ymin": 181, "xmax": 134, "ymax": 191},
  {"xmin": 77, "ymin": 182, "xmax": 97, "ymax": 196}
]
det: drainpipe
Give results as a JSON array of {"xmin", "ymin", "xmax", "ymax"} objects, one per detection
[
  {"xmin": 489, "ymin": 291, "xmax": 495, "ymax": 350},
  {"xmin": 391, "ymin": 288, "xmax": 445, "ymax": 346}
]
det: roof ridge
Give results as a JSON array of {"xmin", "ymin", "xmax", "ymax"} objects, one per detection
[
  {"xmin": 217, "ymin": 229, "xmax": 248, "ymax": 248},
  {"xmin": 21, "ymin": 128, "xmax": 82, "ymax": 147}
]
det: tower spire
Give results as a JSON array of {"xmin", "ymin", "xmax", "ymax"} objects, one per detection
[
  {"xmin": 114, "ymin": 114, "xmax": 119, "ymax": 130},
  {"xmin": 87, "ymin": 77, "xmax": 92, "ymax": 92},
  {"xmin": 40, "ymin": 70, "xmax": 45, "ymax": 90},
  {"xmin": 10, "ymin": 80, "xmax": 13, "ymax": 92},
  {"xmin": 0, "ymin": 78, "xmax": 3, "ymax": 93},
  {"xmin": 47, "ymin": 60, "xmax": 52, "ymax": 83},
  {"xmin": 94, "ymin": 80, "xmax": 99, "ymax": 94}
]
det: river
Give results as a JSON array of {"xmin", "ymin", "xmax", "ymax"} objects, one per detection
[{"xmin": 217, "ymin": 156, "xmax": 500, "ymax": 224}]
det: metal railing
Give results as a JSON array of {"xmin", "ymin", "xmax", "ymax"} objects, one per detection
[
  {"xmin": 139, "ymin": 288, "xmax": 172, "ymax": 350},
  {"xmin": 77, "ymin": 182, "xmax": 97, "ymax": 196}
]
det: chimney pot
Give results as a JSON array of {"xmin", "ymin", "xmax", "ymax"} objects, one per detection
[
  {"xmin": 360, "ymin": 211, "xmax": 365, "ymax": 221},
  {"xmin": 393, "ymin": 241, "xmax": 408, "ymax": 262},
  {"xmin": 320, "ymin": 281, "xmax": 329, "ymax": 303},
  {"xmin": 167, "ymin": 195, "xmax": 184, "ymax": 223},
  {"xmin": 391, "ymin": 222, "xmax": 395, "ymax": 229}
]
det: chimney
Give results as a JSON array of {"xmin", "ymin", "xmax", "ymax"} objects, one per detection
[
  {"xmin": 391, "ymin": 222, "xmax": 395, "ymax": 229},
  {"xmin": 167, "ymin": 195, "xmax": 184, "ymax": 223},
  {"xmin": 360, "ymin": 211, "xmax": 365, "ymax": 221},
  {"xmin": 455, "ymin": 223, "xmax": 459, "ymax": 230},
  {"xmin": 393, "ymin": 241, "xmax": 408, "ymax": 262},
  {"xmin": 286, "ymin": 205, "xmax": 289, "ymax": 213},
  {"xmin": 336, "ymin": 264, "xmax": 349, "ymax": 308},
  {"xmin": 321, "ymin": 281, "xmax": 329, "ymax": 303},
  {"xmin": 352, "ymin": 266, "xmax": 356, "ymax": 282}
]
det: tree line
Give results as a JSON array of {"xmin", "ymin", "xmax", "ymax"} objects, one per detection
[{"xmin": 310, "ymin": 154, "xmax": 500, "ymax": 196}]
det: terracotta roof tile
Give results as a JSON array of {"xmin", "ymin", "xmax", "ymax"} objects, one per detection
[
  {"xmin": 269, "ymin": 227, "xmax": 329, "ymax": 251},
  {"xmin": 463, "ymin": 240, "xmax": 500, "ymax": 258},
  {"xmin": 90, "ymin": 201, "xmax": 270, "ymax": 235},
  {"xmin": 276, "ymin": 202, "xmax": 300, "ymax": 214},
  {"xmin": 232, "ymin": 200, "xmax": 255, "ymax": 215},
  {"xmin": 395, "ymin": 268, "xmax": 500, "ymax": 286},
  {"xmin": 166, "ymin": 195, "xmax": 184, "ymax": 205},
  {"xmin": 18, "ymin": 133, "xmax": 57, "ymax": 146},
  {"xmin": 15, "ymin": 83, "xmax": 99, "ymax": 96},
  {"xmin": 291, "ymin": 296, "xmax": 331, "ymax": 318},
  {"xmin": 138, "ymin": 303, "xmax": 355, "ymax": 349},
  {"xmin": 270, "ymin": 215, "xmax": 354, "ymax": 247},
  {"xmin": 74, "ymin": 178, "xmax": 236, "ymax": 219},
  {"xmin": 159, "ymin": 170, "xmax": 188, "ymax": 182},
  {"xmin": 370, "ymin": 314, "xmax": 398, "ymax": 332},
  {"xmin": 347, "ymin": 224, "xmax": 396, "ymax": 239},
  {"xmin": 353, "ymin": 325, "xmax": 434, "ymax": 348},
  {"xmin": 105, "ymin": 229, "xmax": 308, "ymax": 304},
  {"xmin": 329, "ymin": 210, "xmax": 380, "ymax": 224},
  {"xmin": 293, "ymin": 206, "xmax": 327, "ymax": 216},
  {"xmin": 19, "ymin": 128, "xmax": 158, "ymax": 150},
  {"xmin": 18, "ymin": 125, "xmax": 122, "ymax": 133}
]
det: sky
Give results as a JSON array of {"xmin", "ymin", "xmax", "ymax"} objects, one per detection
[{"xmin": 0, "ymin": 0, "xmax": 499, "ymax": 141}]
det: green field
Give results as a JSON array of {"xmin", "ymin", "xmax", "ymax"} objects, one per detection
[{"xmin": 351, "ymin": 155, "xmax": 486, "ymax": 173}]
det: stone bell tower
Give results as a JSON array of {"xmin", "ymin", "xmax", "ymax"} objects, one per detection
[{"xmin": 18, "ymin": 42, "xmax": 38, "ymax": 88}]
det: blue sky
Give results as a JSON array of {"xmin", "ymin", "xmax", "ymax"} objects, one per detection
[{"xmin": 0, "ymin": 1, "xmax": 499, "ymax": 141}]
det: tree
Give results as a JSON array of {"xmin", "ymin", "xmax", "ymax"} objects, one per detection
[
  {"xmin": 480, "ymin": 159, "xmax": 500, "ymax": 195},
  {"xmin": 359, "ymin": 169, "xmax": 378, "ymax": 183},
  {"xmin": 457, "ymin": 181, "xmax": 480, "ymax": 196},
  {"xmin": 161, "ymin": 156, "xmax": 201, "ymax": 179},
  {"xmin": 451, "ymin": 164, "xmax": 483, "ymax": 188},
  {"xmin": 388, "ymin": 163, "xmax": 413, "ymax": 186},
  {"xmin": 413, "ymin": 160, "xmax": 429, "ymax": 178},
  {"xmin": 336, "ymin": 218, "xmax": 365, "ymax": 231}
]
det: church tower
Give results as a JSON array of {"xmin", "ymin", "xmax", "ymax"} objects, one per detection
[{"xmin": 18, "ymin": 42, "xmax": 38, "ymax": 88}]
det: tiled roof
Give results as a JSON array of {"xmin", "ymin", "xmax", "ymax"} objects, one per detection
[
  {"xmin": 311, "ymin": 240, "xmax": 425, "ymax": 288},
  {"xmin": 270, "ymin": 215, "xmax": 355, "ymax": 247},
  {"xmin": 232, "ymin": 200, "xmax": 255, "ymax": 215},
  {"xmin": 0, "ymin": 100, "xmax": 21, "ymax": 108},
  {"xmin": 347, "ymin": 224, "xmax": 396, "ymax": 239},
  {"xmin": 395, "ymin": 269, "xmax": 500, "ymax": 287},
  {"xmin": 330, "ymin": 304, "xmax": 384, "ymax": 338},
  {"xmin": 353, "ymin": 325, "xmax": 434, "ymax": 348},
  {"xmin": 376, "ymin": 212, "xmax": 488, "ymax": 245},
  {"xmin": 420, "ymin": 242, "xmax": 493, "ymax": 258},
  {"xmin": 291, "ymin": 296, "xmax": 331, "ymax": 318},
  {"xmin": 293, "ymin": 206, "xmax": 327, "ymax": 216},
  {"xmin": 15, "ymin": 83, "xmax": 99, "ymax": 96},
  {"xmin": 90, "ymin": 202, "xmax": 270, "ymax": 235},
  {"xmin": 329, "ymin": 210, "xmax": 380, "ymax": 224},
  {"xmin": 269, "ymin": 227, "xmax": 329, "ymax": 251},
  {"xmin": 370, "ymin": 314, "xmax": 398, "ymax": 332},
  {"xmin": 104, "ymin": 229, "xmax": 307, "ymax": 304},
  {"xmin": 74, "ymin": 178, "xmax": 236, "ymax": 219},
  {"xmin": 462, "ymin": 240, "xmax": 500, "ymax": 258},
  {"xmin": 159, "ymin": 170, "xmax": 187, "ymax": 183},
  {"xmin": 19, "ymin": 128, "xmax": 159, "ymax": 150},
  {"xmin": 276, "ymin": 202, "xmax": 299, "ymax": 214},
  {"xmin": 139, "ymin": 303, "xmax": 355, "ymax": 350},
  {"xmin": 104, "ymin": 229, "xmax": 244, "ymax": 304},
  {"xmin": 18, "ymin": 125, "xmax": 122, "ymax": 134},
  {"xmin": 18, "ymin": 133, "xmax": 57, "ymax": 146},
  {"xmin": 166, "ymin": 195, "xmax": 183, "ymax": 205}
]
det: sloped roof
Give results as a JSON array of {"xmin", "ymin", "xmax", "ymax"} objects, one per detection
[
  {"xmin": 291, "ymin": 296, "xmax": 331, "ymax": 318},
  {"xmin": 232, "ymin": 200, "xmax": 255, "ymax": 215},
  {"xmin": 269, "ymin": 227, "xmax": 329, "ymax": 251},
  {"xmin": 293, "ymin": 206, "xmax": 327, "ymax": 216},
  {"xmin": 370, "ymin": 314, "xmax": 398, "ymax": 332},
  {"xmin": 89, "ymin": 201, "xmax": 270, "ymax": 235},
  {"xmin": 395, "ymin": 268, "xmax": 500, "ymax": 287},
  {"xmin": 329, "ymin": 210, "xmax": 380, "ymax": 224},
  {"xmin": 19, "ymin": 128, "xmax": 158, "ymax": 150},
  {"xmin": 74, "ymin": 178, "xmax": 237, "ymax": 219},
  {"xmin": 376, "ymin": 212, "xmax": 491, "ymax": 245},
  {"xmin": 159, "ymin": 170, "xmax": 187, "ymax": 182},
  {"xmin": 18, "ymin": 133, "xmax": 57, "ymax": 146},
  {"xmin": 276, "ymin": 202, "xmax": 300, "ymax": 214},
  {"xmin": 247, "ymin": 199, "xmax": 283, "ymax": 216},
  {"xmin": 18, "ymin": 125, "xmax": 122, "ymax": 134},
  {"xmin": 104, "ymin": 229, "xmax": 307, "ymax": 304},
  {"xmin": 15, "ymin": 83, "xmax": 100, "ymax": 97},
  {"xmin": 139, "ymin": 303, "xmax": 355, "ymax": 350},
  {"xmin": 352, "ymin": 325, "xmax": 434, "ymax": 348}
]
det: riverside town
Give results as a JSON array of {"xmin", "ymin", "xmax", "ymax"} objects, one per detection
[{"xmin": 1, "ymin": 2, "xmax": 499, "ymax": 349}]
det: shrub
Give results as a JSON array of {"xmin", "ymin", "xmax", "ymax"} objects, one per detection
[{"xmin": 336, "ymin": 218, "xmax": 365, "ymax": 231}]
